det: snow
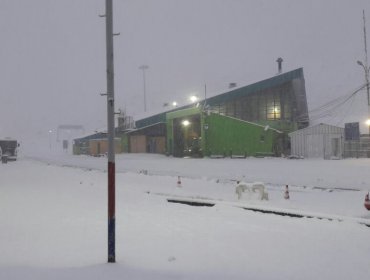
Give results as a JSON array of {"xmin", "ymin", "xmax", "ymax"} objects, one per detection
[{"xmin": 1, "ymin": 152, "xmax": 370, "ymax": 279}]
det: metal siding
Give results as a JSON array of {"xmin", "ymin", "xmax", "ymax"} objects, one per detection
[
  {"xmin": 290, "ymin": 129, "xmax": 307, "ymax": 157},
  {"xmin": 307, "ymin": 134, "xmax": 324, "ymax": 158},
  {"xmin": 206, "ymin": 113, "xmax": 277, "ymax": 156},
  {"xmin": 130, "ymin": 135, "xmax": 147, "ymax": 153},
  {"xmin": 289, "ymin": 124, "xmax": 344, "ymax": 158}
]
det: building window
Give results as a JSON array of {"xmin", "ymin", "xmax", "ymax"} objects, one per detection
[
  {"xmin": 259, "ymin": 95, "xmax": 267, "ymax": 120},
  {"xmin": 282, "ymin": 93, "xmax": 292, "ymax": 120},
  {"xmin": 267, "ymin": 94, "xmax": 281, "ymax": 120}
]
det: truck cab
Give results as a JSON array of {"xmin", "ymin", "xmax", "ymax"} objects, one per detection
[{"xmin": 0, "ymin": 138, "xmax": 19, "ymax": 161}]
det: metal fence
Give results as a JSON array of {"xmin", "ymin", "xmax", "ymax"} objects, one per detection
[{"xmin": 344, "ymin": 136, "xmax": 370, "ymax": 158}]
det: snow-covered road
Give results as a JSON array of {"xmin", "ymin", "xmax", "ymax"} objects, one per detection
[{"xmin": 27, "ymin": 152, "xmax": 370, "ymax": 191}]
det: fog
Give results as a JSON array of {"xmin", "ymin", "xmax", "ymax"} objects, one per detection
[{"xmin": 1, "ymin": 0, "xmax": 370, "ymax": 144}]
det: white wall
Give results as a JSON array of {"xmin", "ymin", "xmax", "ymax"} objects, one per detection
[{"xmin": 290, "ymin": 124, "xmax": 344, "ymax": 159}]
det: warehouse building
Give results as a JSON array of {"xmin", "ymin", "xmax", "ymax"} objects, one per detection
[
  {"xmin": 73, "ymin": 68, "xmax": 309, "ymax": 157},
  {"xmin": 137, "ymin": 68, "xmax": 308, "ymax": 132},
  {"xmin": 136, "ymin": 68, "xmax": 308, "ymax": 156},
  {"xmin": 73, "ymin": 131, "xmax": 122, "ymax": 156},
  {"xmin": 125, "ymin": 123, "xmax": 166, "ymax": 154}
]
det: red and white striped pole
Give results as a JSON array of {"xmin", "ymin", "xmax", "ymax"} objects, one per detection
[
  {"xmin": 284, "ymin": 185, "xmax": 290, "ymax": 200},
  {"xmin": 364, "ymin": 192, "xmax": 370, "ymax": 210},
  {"xmin": 104, "ymin": 0, "xmax": 116, "ymax": 263}
]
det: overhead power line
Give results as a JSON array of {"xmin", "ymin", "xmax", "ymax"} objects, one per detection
[{"xmin": 297, "ymin": 83, "xmax": 367, "ymax": 124}]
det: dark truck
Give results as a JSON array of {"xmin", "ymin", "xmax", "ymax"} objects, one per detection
[{"xmin": 0, "ymin": 138, "xmax": 19, "ymax": 162}]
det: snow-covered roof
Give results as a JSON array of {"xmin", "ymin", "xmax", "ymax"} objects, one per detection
[{"xmin": 289, "ymin": 123, "xmax": 344, "ymax": 136}]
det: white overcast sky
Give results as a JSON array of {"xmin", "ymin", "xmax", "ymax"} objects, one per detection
[{"xmin": 1, "ymin": 0, "xmax": 370, "ymax": 141}]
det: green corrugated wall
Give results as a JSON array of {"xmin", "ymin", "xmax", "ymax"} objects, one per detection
[{"xmin": 205, "ymin": 113, "xmax": 279, "ymax": 156}]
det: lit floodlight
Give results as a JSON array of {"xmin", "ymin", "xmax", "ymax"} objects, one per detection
[
  {"xmin": 182, "ymin": 120, "xmax": 190, "ymax": 126},
  {"xmin": 366, "ymin": 119, "xmax": 370, "ymax": 126},
  {"xmin": 172, "ymin": 101, "xmax": 178, "ymax": 107},
  {"xmin": 190, "ymin": 95, "xmax": 198, "ymax": 103}
]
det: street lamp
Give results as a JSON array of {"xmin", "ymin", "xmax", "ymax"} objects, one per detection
[
  {"xmin": 163, "ymin": 101, "xmax": 178, "ymax": 108},
  {"xmin": 48, "ymin": 130, "xmax": 53, "ymax": 150},
  {"xmin": 357, "ymin": 60, "xmax": 370, "ymax": 134},
  {"xmin": 357, "ymin": 10, "xmax": 370, "ymax": 134},
  {"xmin": 190, "ymin": 95, "xmax": 198, "ymax": 103},
  {"xmin": 139, "ymin": 65, "xmax": 149, "ymax": 112},
  {"xmin": 357, "ymin": 60, "xmax": 370, "ymax": 105},
  {"xmin": 182, "ymin": 120, "xmax": 190, "ymax": 126}
]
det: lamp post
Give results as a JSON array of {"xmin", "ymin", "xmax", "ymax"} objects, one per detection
[
  {"xmin": 357, "ymin": 60, "xmax": 370, "ymax": 107},
  {"xmin": 357, "ymin": 10, "xmax": 370, "ymax": 134},
  {"xmin": 357, "ymin": 59, "xmax": 370, "ymax": 135},
  {"xmin": 139, "ymin": 65, "xmax": 149, "ymax": 112},
  {"xmin": 48, "ymin": 130, "xmax": 53, "ymax": 150},
  {"xmin": 189, "ymin": 95, "xmax": 198, "ymax": 103}
]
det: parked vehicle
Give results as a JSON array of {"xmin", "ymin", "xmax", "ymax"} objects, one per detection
[
  {"xmin": 183, "ymin": 137, "xmax": 202, "ymax": 158},
  {"xmin": 0, "ymin": 138, "xmax": 19, "ymax": 161}
]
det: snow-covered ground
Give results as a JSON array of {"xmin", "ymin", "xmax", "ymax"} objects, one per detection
[{"xmin": 1, "ymin": 152, "xmax": 370, "ymax": 279}]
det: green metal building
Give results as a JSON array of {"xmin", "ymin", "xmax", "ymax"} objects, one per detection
[
  {"xmin": 137, "ymin": 68, "xmax": 308, "ymax": 130},
  {"xmin": 166, "ymin": 107, "xmax": 282, "ymax": 157},
  {"xmin": 135, "ymin": 68, "xmax": 308, "ymax": 157}
]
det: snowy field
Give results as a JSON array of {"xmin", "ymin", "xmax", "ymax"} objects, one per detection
[{"xmin": 1, "ymin": 152, "xmax": 370, "ymax": 279}]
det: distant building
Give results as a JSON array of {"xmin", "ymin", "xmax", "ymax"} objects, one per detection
[
  {"xmin": 125, "ymin": 123, "xmax": 166, "ymax": 154},
  {"xmin": 73, "ymin": 131, "xmax": 122, "ymax": 156}
]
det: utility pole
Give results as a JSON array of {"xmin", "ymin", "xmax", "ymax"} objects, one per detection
[
  {"xmin": 139, "ymin": 65, "xmax": 149, "ymax": 112},
  {"xmin": 357, "ymin": 10, "xmax": 370, "ymax": 134},
  {"xmin": 104, "ymin": 0, "xmax": 116, "ymax": 263},
  {"xmin": 362, "ymin": 9, "xmax": 369, "ymax": 107}
]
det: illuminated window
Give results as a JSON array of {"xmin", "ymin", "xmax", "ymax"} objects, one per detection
[{"xmin": 267, "ymin": 94, "xmax": 281, "ymax": 120}]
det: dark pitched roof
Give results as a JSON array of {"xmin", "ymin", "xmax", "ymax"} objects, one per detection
[{"xmin": 135, "ymin": 68, "xmax": 304, "ymax": 128}]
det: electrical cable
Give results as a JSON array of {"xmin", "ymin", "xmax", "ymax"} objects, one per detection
[{"xmin": 296, "ymin": 83, "xmax": 367, "ymax": 124}]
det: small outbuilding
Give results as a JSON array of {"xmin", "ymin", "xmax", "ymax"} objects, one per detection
[{"xmin": 289, "ymin": 123, "xmax": 344, "ymax": 159}]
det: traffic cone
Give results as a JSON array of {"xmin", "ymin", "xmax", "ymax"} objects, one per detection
[
  {"xmin": 364, "ymin": 192, "xmax": 370, "ymax": 211},
  {"xmin": 284, "ymin": 185, "xmax": 290, "ymax": 200},
  {"xmin": 177, "ymin": 176, "xmax": 182, "ymax": 188}
]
